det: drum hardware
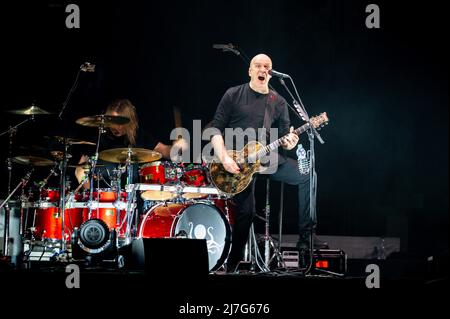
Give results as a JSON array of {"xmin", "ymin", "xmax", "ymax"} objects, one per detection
[
  {"xmin": 0, "ymin": 169, "xmax": 33, "ymax": 256},
  {"xmin": 1, "ymin": 104, "xmax": 53, "ymax": 259},
  {"xmin": 75, "ymin": 114, "xmax": 111, "ymax": 220}
]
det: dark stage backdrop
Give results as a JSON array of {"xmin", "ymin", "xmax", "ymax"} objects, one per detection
[{"xmin": 1, "ymin": 0, "xmax": 447, "ymax": 257}]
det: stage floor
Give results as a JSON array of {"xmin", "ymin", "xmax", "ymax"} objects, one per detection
[{"xmin": 1, "ymin": 257, "xmax": 444, "ymax": 317}]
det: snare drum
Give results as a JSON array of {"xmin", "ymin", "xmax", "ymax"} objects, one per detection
[
  {"xmin": 138, "ymin": 201, "xmax": 231, "ymax": 271},
  {"xmin": 139, "ymin": 161, "xmax": 179, "ymax": 201}
]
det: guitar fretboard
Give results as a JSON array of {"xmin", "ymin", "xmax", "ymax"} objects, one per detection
[{"xmin": 255, "ymin": 122, "xmax": 311, "ymax": 158}]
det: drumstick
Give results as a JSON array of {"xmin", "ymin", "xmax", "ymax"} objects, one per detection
[{"xmin": 173, "ymin": 105, "xmax": 182, "ymax": 139}]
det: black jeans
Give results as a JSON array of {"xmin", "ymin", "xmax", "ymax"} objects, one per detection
[{"xmin": 227, "ymin": 157, "xmax": 313, "ymax": 268}]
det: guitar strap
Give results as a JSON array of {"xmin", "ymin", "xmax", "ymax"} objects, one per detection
[{"xmin": 262, "ymin": 90, "xmax": 276, "ymax": 143}]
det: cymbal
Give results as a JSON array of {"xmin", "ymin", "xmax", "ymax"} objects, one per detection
[
  {"xmin": 67, "ymin": 163, "xmax": 106, "ymax": 169},
  {"xmin": 76, "ymin": 115, "xmax": 130, "ymax": 127},
  {"xmin": 99, "ymin": 148, "xmax": 162, "ymax": 164},
  {"xmin": 11, "ymin": 156, "xmax": 55, "ymax": 166},
  {"xmin": 7, "ymin": 105, "xmax": 53, "ymax": 115},
  {"xmin": 45, "ymin": 136, "xmax": 96, "ymax": 146}
]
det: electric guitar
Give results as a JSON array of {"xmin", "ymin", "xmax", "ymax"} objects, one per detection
[{"xmin": 209, "ymin": 112, "xmax": 329, "ymax": 196}]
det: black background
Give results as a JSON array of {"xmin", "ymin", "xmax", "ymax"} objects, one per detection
[{"xmin": 1, "ymin": 0, "xmax": 447, "ymax": 258}]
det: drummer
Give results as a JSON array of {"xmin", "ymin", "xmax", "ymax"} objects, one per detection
[{"xmin": 75, "ymin": 98, "xmax": 187, "ymax": 188}]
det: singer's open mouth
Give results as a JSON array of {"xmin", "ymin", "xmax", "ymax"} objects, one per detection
[{"xmin": 258, "ymin": 75, "xmax": 265, "ymax": 81}]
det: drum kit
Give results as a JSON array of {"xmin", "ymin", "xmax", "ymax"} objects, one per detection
[{"xmin": 1, "ymin": 105, "xmax": 234, "ymax": 271}]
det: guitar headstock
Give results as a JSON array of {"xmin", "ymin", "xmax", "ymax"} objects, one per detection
[{"xmin": 310, "ymin": 112, "xmax": 329, "ymax": 130}]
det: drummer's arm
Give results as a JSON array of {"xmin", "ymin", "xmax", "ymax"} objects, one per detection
[
  {"xmin": 154, "ymin": 142, "xmax": 172, "ymax": 160},
  {"xmin": 75, "ymin": 155, "xmax": 90, "ymax": 190},
  {"xmin": 154, "ymin": 139, "xmax": 188, "ymax": 160}
]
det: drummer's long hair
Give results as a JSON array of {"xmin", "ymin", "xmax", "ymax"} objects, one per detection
[{"xmin": 105, "ymin": 99, "xmax": 139, "ymax": 146}]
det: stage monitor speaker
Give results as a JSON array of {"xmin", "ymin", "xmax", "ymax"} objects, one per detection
[{"xmin": 130, "ymin": 238, "xmax": 209, "ymax": 277}]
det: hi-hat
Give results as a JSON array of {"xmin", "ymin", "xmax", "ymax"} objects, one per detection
[
  {"xmin": 7, "ymin": 105, "xmax": 53, "ymax": 115},
  {"xmin": 11, "ymin": 156, "xmax": 55, "ymax": 166},
  {"xmin": 45, "ymin": 136, "xmax": 96, "ymax": 145},
  {"xmin": 76, "ymin": 114, "xmax": 130, "ymax": 127},
  {"xmin": 99, "ymin": 148, "xmax": 162, "ymax": 163}
]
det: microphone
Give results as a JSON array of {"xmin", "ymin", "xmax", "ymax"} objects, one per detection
[
  {"xmin": 296, "ymin": 144, "xmax": 310, "ymax": 175},
  {"xmin": 268, "ymin": 69, "xmax": 290, "ymax": 79},
  {"xmin": 212, "ymin": 43, "xmax": 240, "ymax": 55},
  {"xmin": 80, "ymin": 62, "xmax": 95, "ymax": 72}
]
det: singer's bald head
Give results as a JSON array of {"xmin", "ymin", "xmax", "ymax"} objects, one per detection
[{"xmin": 249, "ymin": 54, "xmax": 272, "ymax": 68}]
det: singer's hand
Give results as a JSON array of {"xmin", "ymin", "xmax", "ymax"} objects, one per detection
[
  {"xmin": 281, "ymin": 127, "xmax": 299, "ymax": 150},
  {"xmin": 221, "ymin": 153, "xmax": 240, "ymax": 174}
]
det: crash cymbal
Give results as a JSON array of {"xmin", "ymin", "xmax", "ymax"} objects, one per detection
[
  {"xmin": 45, "ymin": 136, "xmax": 96, "ymax": 146},
  {"xmin": 75, "ymin": 114, "xmax": 130, "ymax": 127},
  {"xmin": 11, "ymin": 155, "xmax": 55, "ymax": 166},
  {"xmin": 99, "ymin": 148, "xmax": 162, "ymax": 164},
  {"xmin": 7, "ymin": 104, "xmax": 53, "ymax": 115}
]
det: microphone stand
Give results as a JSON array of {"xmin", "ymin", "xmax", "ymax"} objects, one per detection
[{"xmin": 276, "ymin": 76, "xmax": 342, "ymax": 277}]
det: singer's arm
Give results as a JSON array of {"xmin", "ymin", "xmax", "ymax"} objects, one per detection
[
  {"xmin": 211, "ymin": 134, "xmax": 240, "ymax": 174},
  {"xmin": 210, "ymin": 90, "xmax": 239, "ymax": 174}
]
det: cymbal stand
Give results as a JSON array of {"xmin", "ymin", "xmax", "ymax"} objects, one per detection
[
  {"xmin": 111, "ymin": 166, "xmax": 125, "ymax": 228},
  {"xmin": 1, "ymin": 116, "xmax": 35, "ymax": 239},
  {"xmin": 87, "ymin": 118, "xmax": 106, "ymax": 218},
  {"xmin": 37, "ymin": 164, "xmax": 59, "ymax": 193},
  {"xmin": 57, "ymin": 141, "xmax": 71, "ymax": 251},
  {"xmin": 124, "ymin": 148, "xmax": 136, "ymax": 245}
]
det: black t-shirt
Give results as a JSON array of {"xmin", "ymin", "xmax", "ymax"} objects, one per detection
[
  {"xmin": 210, "ymin": 83, "xmax": 290, "ymax": 165},
  {"xmin": 210, "ymin": 83, "xmax": 290, "ymax": 141}
]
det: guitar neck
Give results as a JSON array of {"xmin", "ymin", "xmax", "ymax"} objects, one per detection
[{"xmin": 255, "ymin": 123, "xmax": 310, "ymax": 158}]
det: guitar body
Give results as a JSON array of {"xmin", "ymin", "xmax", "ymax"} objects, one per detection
[
  {"xmin": 209, "ymin": 141, "xmax": 263, "ymax": 196},
  {"xmin": 208, "ymin": 112, "xmax": 329, "ymax": 196}
]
